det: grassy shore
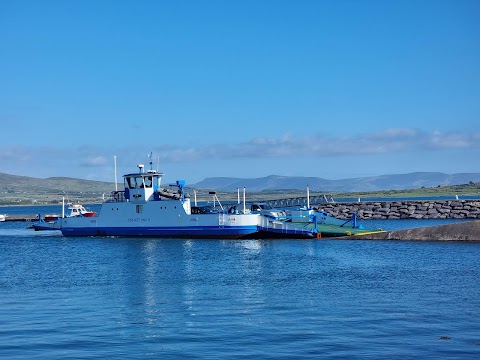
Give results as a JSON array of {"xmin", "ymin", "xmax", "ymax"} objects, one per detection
[
  {"xmin": 332, "ymin": 182, "xmax": 480, "ymax": 199},
  {"xmin": 227, "ymin": 182, "xmax": 480, "ymax": 202}
]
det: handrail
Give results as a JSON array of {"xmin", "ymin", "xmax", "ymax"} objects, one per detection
[{"xmin": 105, "ymin": 191, "xmax": 127, "ymax": 203}]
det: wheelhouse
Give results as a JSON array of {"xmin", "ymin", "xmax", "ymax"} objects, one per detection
[{"xmin": 123, "ymin": 164, "xmax": 164, "ymax": 203}]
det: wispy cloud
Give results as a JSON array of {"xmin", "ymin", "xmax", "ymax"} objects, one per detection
[
  {"xmin": 1, "ymin": 129, "xmax": 479, "ymax": 171},
  {"xmin": 0, "ymin": 145, "xmax": 32, "ymax": 161},
  {"xmin": 80, "ymin": 155, "xmax": 109, "ymax": 167},
  {"xmin": 149, "ymin": 128, "xmax": 480, "ymax": 162}
]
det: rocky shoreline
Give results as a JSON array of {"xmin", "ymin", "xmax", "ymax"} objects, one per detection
[{"xmin": 315, "ymin": 199, "xmax": 480, "ymax": 220}]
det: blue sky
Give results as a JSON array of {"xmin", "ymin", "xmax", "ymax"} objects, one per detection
[{"xmin": 1, "ymin": 0, "xmax": 479, "ymax": 185}]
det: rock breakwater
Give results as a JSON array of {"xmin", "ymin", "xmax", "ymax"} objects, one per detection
[{"xmin": 315, "ymin": 200, "xmax": 480, "ymax": 220}]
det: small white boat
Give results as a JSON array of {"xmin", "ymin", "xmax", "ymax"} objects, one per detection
[
  {"xmin": 43, "ymin": 204, "xmax": 95, "ymax": 221},
  {"xmin": 31, "ymin": 204, "xmax": 97, "ymax": 231},
  {"xmin": 66, "ymin": 204, "xmax": 96, "ymax": 217},
  {"xmin": 0, "ymin": 214, "xmax": 6, "ymax": 222}
]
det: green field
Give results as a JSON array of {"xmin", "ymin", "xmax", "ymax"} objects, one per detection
[{"xmin": 332, "ymin": 182, "xmax": 480, "ymax": 199}]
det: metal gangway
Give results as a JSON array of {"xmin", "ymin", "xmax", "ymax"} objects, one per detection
[{"xmin": 263, "ymin": 194, "xmax": 335, "ymax": 209}]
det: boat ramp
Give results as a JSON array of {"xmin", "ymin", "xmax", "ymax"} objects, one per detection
[{"xmin": 343, "ymin": 220, "xmax": 480, "ymax": 241}]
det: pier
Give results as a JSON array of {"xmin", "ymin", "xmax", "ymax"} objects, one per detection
[{"xmin": 1, "ymin": 214, "xmax": 39, "ymax": 222}]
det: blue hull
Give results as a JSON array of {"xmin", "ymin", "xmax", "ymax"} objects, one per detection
[
  {"xmin": 31, "ymin": 224, "xmax": 61, "ymax": 231},
  {"xmin": 61, "ymin": 225, "xmax": 259, "ymax": 239}
]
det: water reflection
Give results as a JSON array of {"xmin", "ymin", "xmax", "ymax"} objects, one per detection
[
  {"xmin": 3, "ymin": 227, "xmax": 480, "ymax": 358},
  {"xmin": 141, "ymin": 239, "xmax": 158, "ymax": 307},
  {"xmin": 181, "ymin": 239, "xmax": 197, "ymax": 321},
  {"xmin": 235, "ymin": 239, "xmax": 263, "ymax": 252}
]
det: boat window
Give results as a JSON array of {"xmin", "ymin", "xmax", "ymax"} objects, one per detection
[
  {"xmin": 144, "ymin": 176, "xmax": 153, "ymax": 188},
  {"xmin": 251, "ymin": 204, "xmax": 261, "ymax": 211},
  {"xmin": 126, "ymin": 177, "xmax": 135, "ymax": 189},
  {"xmin": 135, "ymin": 177, "xmax": 143, "ymax": 189},
  {"xmin": 153, "ymin": 176, "xmax": 159, "ymax": 188}
]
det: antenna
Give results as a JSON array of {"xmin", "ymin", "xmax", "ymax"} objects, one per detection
[
  {"xmin": 243, "ymin": 187, "xmax": 246, "ymax": 214},
  {"xmin": 148, "ymin": 152, "xmax": 153, "ymax": 171},
  {"xmin": 307, "ymin": 185, "xmax": 310, "ymax": 209}
]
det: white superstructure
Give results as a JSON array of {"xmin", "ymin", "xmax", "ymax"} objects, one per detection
[{"xmin": 57, "ymin": 164, "xmax": 259, "ymax": 238}]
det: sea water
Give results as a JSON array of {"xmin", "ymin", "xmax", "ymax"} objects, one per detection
[{"xmin": 1, "ymin": 207, "xmax": 480, "ymax": 359}]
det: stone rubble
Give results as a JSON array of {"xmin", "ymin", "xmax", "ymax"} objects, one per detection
[{"xmin": 314, "ymin": 200, "xmax": 480, "ymax": 220}]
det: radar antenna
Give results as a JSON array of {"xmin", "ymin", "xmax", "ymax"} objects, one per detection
[{"xmin": 148, "ymin": 152, "xmax": 153, "ymax": 171}]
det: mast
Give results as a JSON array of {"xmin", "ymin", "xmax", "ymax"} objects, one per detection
[
  {"xmin": 307, "ymin": 185, "xmax": 310, "ymax": 209},
  {"xmin": 114, "ymin": 155, "xmax": 118, "ymax": 191},
  {"xmin": 243, "ymin": 187, "xmax": 246, "ymax": 214},
  {"xmin": 148, "ymin": 152, "xmax": 153, "ymax": 171}
]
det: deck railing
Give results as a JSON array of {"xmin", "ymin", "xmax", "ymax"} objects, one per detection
[
  {"xmin": 105, "ymin": 191, "xmax": 127, "ymax": 203},
  {"xmin": 265, "ymin": 194, "xmax": 335, "ymax": 208}
]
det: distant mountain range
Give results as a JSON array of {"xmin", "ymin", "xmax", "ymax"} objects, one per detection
[
  {"xmin": 190, "ymin": 172, "xmax": 480, "ymax": 192},
  {"xmin": 1, "ymin": 172, "xmax": 480, "ymax": 197}
]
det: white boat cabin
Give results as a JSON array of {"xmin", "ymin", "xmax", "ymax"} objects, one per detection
[{"xmin": 123, "ymin": 164, "xmax": 186, "ymax": 204}]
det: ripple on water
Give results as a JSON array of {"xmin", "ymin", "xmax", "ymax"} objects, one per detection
[{"xmin": 1, "ymin": 223, "xmax": 480, "ymax": 359}]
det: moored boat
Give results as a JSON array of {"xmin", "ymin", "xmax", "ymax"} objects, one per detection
[
  {"xmin": 30, "ymin": 203, "xmax": 97, "ymax": 231},
  {"xmin": 28, "ymin": 160, "xmax": 384, "ymax": 238},
  {"xmin": 43, "ymin": 214, "xmax": 60, "ymax": 221},
  {"xmin": 67, "ymin": 204, "xmax": 96, "ymax": 217},
  {"xmin": 49, "ymin": 163, "xmax": 259, "ymax": 238}
]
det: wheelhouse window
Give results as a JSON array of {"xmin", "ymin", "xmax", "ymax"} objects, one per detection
[
  {"xmin": 126, "ymin": 174, "xmax": 159, "ymax": 189},
  {"xmin": 135, "ymin": 177, "xmax": 144, "ymax": 188},
  {"xmin": 144, "ymin": 176, "xmax": 153, "ymax": 188},
  {"xmin": 126, "ymin": 177, "xmax": 134, "ymax": 189}
]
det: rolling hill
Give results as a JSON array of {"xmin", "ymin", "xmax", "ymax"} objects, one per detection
[
  {"xmin": 1, "ymin": 171, "xmax": 479, "ymax": 205},
  {"xmin": 190, "ymin": 172, "xmax": 480, "ymax": 192}
]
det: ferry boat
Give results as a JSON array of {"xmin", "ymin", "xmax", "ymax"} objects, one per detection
[
  {"xmin": 54, "ymin": 164, "xmax": 259, "ymax": 238},
  {"xmin": 29, "ymin": 161, "xmax": 383, "ymax": 238}
]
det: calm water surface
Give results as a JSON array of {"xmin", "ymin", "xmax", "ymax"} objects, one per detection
[{"xmin": 1, "ymin": 210, "xmax": 480, "ymax": 359}]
